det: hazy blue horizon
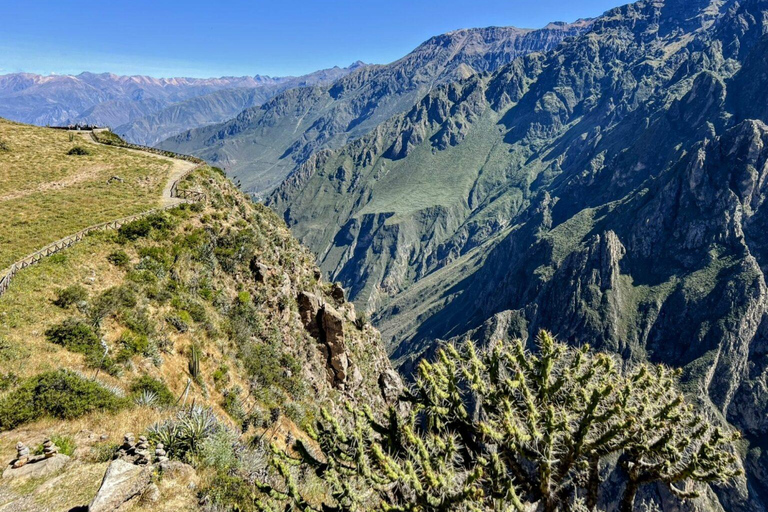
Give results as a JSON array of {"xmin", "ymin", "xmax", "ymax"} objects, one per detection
[{"xmin": 0, "ymin": 0, "xmax": 622, "ymax": 79}]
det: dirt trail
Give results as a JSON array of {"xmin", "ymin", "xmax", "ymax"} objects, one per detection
[{"xmin": 78, "ymin": 131, "xmax": 197, "ymax": 207}]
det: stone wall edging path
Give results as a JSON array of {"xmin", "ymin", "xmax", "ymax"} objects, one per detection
[{"xmin": 0, "ymin": 130, "xmax": 206, "ymax": 298}]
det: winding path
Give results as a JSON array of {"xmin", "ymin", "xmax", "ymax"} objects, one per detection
[{"xmin": 0, "ymin": 130, "xmax": 205, "ymax": 297}]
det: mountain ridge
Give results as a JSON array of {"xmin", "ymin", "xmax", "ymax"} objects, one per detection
[
  {"xmin": 159, "ymin": 21, "xmax": 595, "ymax": 197},
  {"xmin": 0, "ymin": 63, "xmax": 365, "ymax": 144},
  {"xmin": 268, "ymin": 0, "xmax": 768, "ymax": 507}
]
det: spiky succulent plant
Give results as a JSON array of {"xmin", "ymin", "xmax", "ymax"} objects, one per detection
[{"xmin": 255, "ymin": 331, "xmax": 741, "ymax": 512}]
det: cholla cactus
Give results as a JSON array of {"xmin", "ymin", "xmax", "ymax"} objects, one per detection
[{"xmin": 256, "ymin": 331, "xmax": 741, "ymax": 511}]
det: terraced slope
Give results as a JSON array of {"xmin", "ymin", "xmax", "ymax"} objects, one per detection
[{"xmin": 160, "ymin": 22, "xmax": 593, "ymax": 197}]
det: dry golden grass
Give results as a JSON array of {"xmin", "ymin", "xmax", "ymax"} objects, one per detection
[{"xmin": 0, "ymin": 119, "xmax": 174, "ymax": 268}]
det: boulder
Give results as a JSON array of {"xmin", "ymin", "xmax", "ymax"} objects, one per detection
[
  {"xmin": 2, "ymin": 454, "xmax": 70, "ymax": 480},
  {"xmin": 297, "ymin": 291, "xmax": 323, "ymax": 338},
  {"xmin": 379, "ymin": 369, "xmax": 404, "ymax": 403},
  {"xmin": 88, "ymin": 459, "xmax": 152, "ymax": 512},
  {"xmin": 331, "ymin": 283, "xmax": 345, "ymax": 303},
  {"xmin": 250, "ymin": 258, "xmax": 271, "ymax": 283},
  {"xmin": 321, "ymin": 304, "xmax": 348, "ymax": 383}
]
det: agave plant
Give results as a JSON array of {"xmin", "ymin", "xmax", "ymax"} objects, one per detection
[
  {"xmin": 147, "ymin": 405, "xmax": 220, "ymax": 462},
  {"xmin": 134, "ymin": 389, "xmax": 159, "ymax": 407}
]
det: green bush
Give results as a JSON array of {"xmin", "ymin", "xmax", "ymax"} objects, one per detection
[
  {"xmin": 221, "ymin": 386, "xmax": 245, "ymax": 425},
  {"xmin": 115, "ymin": 331, "xmax": 149, "ymax": 362},
  {"xmin": 0, "ymin": 370, "xmax": 129, "ymax": 430},
  {"xmin": 118, "ymin": 213, "xmax": 173, "ymax": 242},
  {"xmin": 45, "ymin": 319, "xmax": 100, "ymax": 354},
  {"xmin": 34, "ymin": 434, "xmax": 76, "ymax": 456},
  {"xmin": 107, "ymin": 250, "xmax": 130, "ymax": 268},
  {"xmin": 67, "ymin": 146, "xmax": 91, "ymax": 156},
  {"xmin": 130, "ymin": 376, "xmax": 175, "ymax": 406},
  {"xmin": 172, "ymin": 296, "xmax": 207, "ymax": 323},
  {"xmin": 241, "ymin": 340, "xmax": 303, "ymax": 396},
  {"xmin": 89, "ymin": 285, "xmax": 137, "ymax": 323},
  {"xmin": 53, "ymin": 285, "xmax": 88, "ymax": 309},
  {"xmin": 0, "ymin": 139, "xmax": 9, "ymax": 152},
  {"xmin": 0, "ymin": 372, "xmax": 18, "ymax": 391},
  {"xmin": 166, "ymin": 312, "xmax": 192, "ymax": 333}
]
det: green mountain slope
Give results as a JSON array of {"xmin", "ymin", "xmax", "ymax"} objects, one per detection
[
  {"xmin": 159, "ymin": 22, "xmax": 593, "ymax": 197},
  {"xmin": 269, "ymin": 0, "xmax": 768, "ymax": 508},
  {"xmin": 0, "ymin": 122, "xmax": 397, "ymax": 510}
]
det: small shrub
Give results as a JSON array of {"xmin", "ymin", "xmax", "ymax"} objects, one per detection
[
  {"xmin": 212, "ymin": 364, "xmax": 229, "ymax": 389},
  {"xmin": 166, "ymin": 312, "xmax": 191, "ymax": 333},
  {"xmin": 130, "ymin": 376, "xmax": 175, "ymax": 407},
  {"xmin": 118, "ymin": 213, "xmax": 173, "ymax": 242},
  {"xmin": 221, "ymin": 386, "xmax": 245, "ymax": 425},
  {"xmin": 107, "ymin": 250, "xmax": 130, "ymax": 268},
  {"xmin": 49, "ymin": 253, "xmax": 67, "ymax": 264},
  {"xmin": 198, "ymin": 428, "xmax": 240, "ymax": 471},
  {"xmin": 0, "ymin": 370, "xmax": 129, "ymax": 430},
  {"xmin": 45, "ymin": 319, "xmax": 100, "ymax": 354},
  {"xmin": 34, "ymin": 434, "xmax": 76, "ymax": 456},
  {"xmin": 67, "ymin": 146, "xmax": 91, "ymax": 156},
  {"xmin": 0, "ymin": 139, "xmax": 9, "ymax": 152},
  {"xmin": 0, "ymin": 372, "xmax": 18, "ymax": 391},
  {"xmin": 0, "ymin": 337, "xmax": 30, "ymax": 362},
  {"xmin": 53, "ymin": 285, "xmax": 88, "ymax": 309},
  {"xmin": 88, "ymin": 442, "xmax": 119, "ymax": 463},
  {"xmin": 89, "ymin": 285, "xmax": 137, "ymax": 323},
  {"xmin": 115, "ymin": 331, "xmax": 149, "ymax": 362},
  {"xmin": 121, "ymin": 308, "xmax": 155, "ymax": 337},
  {"xmin": 237, "ymin": 291, "xmax": 251, "ymax": 306},
  {"xmin": 241, "ymin": 341, "xmax": 303, "ymax": 396}
]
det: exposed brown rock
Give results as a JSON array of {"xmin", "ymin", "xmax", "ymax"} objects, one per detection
[
  {"xmin": 321, "ymin": 304, "xmax": 349, "ymax": 384},
  {"xmin": 89, "ymin": 459, "xmax": 152, "ymax": 512}
]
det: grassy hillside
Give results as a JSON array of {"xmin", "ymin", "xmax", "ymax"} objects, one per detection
[
  {"xmin": 0, "ymin": 119, "xmax": 180, "ymax": 268},
  {"xmin": 0, "ymin": 126, "xmax": 395, "ymax": 511}
]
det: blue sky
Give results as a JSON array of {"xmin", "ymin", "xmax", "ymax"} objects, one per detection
[{"xmin": 0, "ymin": 0, "xmax": 622, "ymax": 78}]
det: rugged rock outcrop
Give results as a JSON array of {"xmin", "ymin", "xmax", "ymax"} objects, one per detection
[{"xmin": 268, "ymin": 0, "xmax": 768, "ymax": 509}]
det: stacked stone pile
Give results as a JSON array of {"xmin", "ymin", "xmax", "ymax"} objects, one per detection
[
  {"xmin": 42, "ymin": 439, "xmax": 59, "ymax": 458},
  {"xmin": 12, "ymin": 442, "xmax": 30, "ymax": 468}
]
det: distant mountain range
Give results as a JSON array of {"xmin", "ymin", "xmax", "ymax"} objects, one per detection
[
  {"xmin": 159, "ymin": 21, "xmax": 593, "ymax": 196},
  {"xmin": 0, "ymin": 62, "xmax": 366, "ymax": 145}
]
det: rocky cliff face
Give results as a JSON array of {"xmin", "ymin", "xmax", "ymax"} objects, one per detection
[
  {"xmin": 268, "ymin": 0, "xmax": 768, "ymax": 508},
  {"xmin": 159, "ymin": 22, "xmax": 593, "ymax": 197}
]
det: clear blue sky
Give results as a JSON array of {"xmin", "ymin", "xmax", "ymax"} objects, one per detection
[{"xmin": 0, "ymin": 0, "xmax": 623, "ymax": 78}]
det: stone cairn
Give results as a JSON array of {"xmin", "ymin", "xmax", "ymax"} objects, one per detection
[
  {"xmin": 135, "ymin": 435, "xmax": 151, "ymax": 465},
  {"xmin": 155, "ymin": 443, "xmax": 168, "ymax": 463},
  {"xmin": 42, "ymin": 439, "xmax": 59, "ymax": 458},
  {"xmin": 12, "ymin": 442, "xmax": 30, "ymax": 468},
  {"xmin": 117, "ymin": 433, "xmax": 136, "ymax": 459}
]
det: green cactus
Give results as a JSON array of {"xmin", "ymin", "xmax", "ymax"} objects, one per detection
[
  {"xmin": 256, "ymin": 331, "xmax": 741, "ymax": 511},
  {"xmin": 188, "ymin": 345, "xmax": 201, "ymax": 383}
]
